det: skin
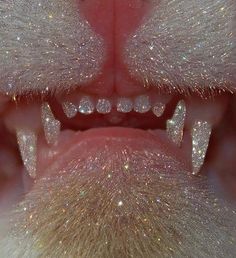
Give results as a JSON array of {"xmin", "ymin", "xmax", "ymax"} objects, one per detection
[{"xmin": 0, "ymin": 0, "xmax": 236, "ymax": 257}]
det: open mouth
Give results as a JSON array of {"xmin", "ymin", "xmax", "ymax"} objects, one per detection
[
  {"xmin": 1, "ymin": 85, "xmax": 236, "ymax": 256},
  {"xmin": 0, "ymin": 0, "xmax": 236, "ymax": 257},
  {"xmin": 1, "ymin": 89, "xmax": 229, "ymax": 179}
]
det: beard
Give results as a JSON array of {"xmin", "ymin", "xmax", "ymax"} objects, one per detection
[{"xmin": 1, "ymin": 139, "xmax": 236, "ymax": 258}]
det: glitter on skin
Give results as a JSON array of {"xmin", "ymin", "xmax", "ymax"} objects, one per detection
[
  {"xmin": 0, "ymin": 0, "xmax": 105, "ymax": 96},
  {"xmin": 1, "ymin": 141, "xmax": 236, "ymax": 257},
  {"xmin": 41, "ymin": 102, "xmax": 61, "ymax": 145},
  {"xmin": 125, "ymin": 0, "xmax": 236, "ymax": 95},
  {"xmin": 191, "ymin": 120, "xmax": 212, "ymax": 175},
  {"xmin": 166, "ymin": 100, "xmax": 186, "ymax": 146}
]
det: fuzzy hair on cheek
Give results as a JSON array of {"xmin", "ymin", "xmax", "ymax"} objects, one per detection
[
  {"xmin": 125, "ymin": 0, "xmax": 236, "ymax": 94},
  {"xmin": 0, "ymin": 0, "xmax": 105, "ymax": 96}
]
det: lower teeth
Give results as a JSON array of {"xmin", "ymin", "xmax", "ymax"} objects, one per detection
[
  {"xmin": 191, "ymin": 120, "xmax": 212, "ymax": 175},
  {"xmin": 16, "ymin": 128, "xmax": 37, "ymax": 178}
]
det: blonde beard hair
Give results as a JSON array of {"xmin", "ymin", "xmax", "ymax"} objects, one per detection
[{"xmin": 1, "ymin": 143, "xmax": 236, "ymax": 258}]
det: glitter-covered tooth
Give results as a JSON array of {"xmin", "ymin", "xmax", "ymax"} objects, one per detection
[
  {"xmin": 152, "ymin": 102, "xmax": 165, "ymax": 117},
  {"xmin": 78, "ymin": 96, "xmax": 95, "ymax": 115},
  {"xmin": 60, "ymin": 95, "xmax": 170, "ymax": 116},
  {"xmin": 191, "ymin": 120, "xmax": 212, "ymax": 175},
  {"xmin": 134, "ymin": 95, "xmax": 151, "ymax": 113},
  {"xmin": 41, "ymin": 102, "xmax": 61, "ymax": 145},
  {"xmin": 16, "ymin": 129, "xmax": 37, "ymax": 178},
  {"xmin": 62, "ymin": 101, "xmax": 77, "ymax": 118},
  {"xmin": 117, "ymin": 98, "xmax": 133, "ymax": 113},
  {"xmin": 166, "ymin": 100, "xmax": 186, "ymax": 146},
  {"xmin": 96, "ymin": 98, "xmax": 112, "ymax": 114}
]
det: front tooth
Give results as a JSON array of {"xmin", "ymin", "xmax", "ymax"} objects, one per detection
[
  {"xmin": 62, "ymin": 101, "xmax": 77, "ymax": 118},
  {"xmin": 117, "ymin": 98, "xmax": 133, "ymax": 113},
  {"xmin": 41, "ymin": 102, "xmax": 61, "ymax": 145},
  {"xmin": 96, "ymin": 98, "xmax": 112, "ymax": 114},
  {"xmin": 166, "ymin": 100, "xmax": 186, "ymax": 146},
  {"xmin": 16, "ymin": 129, "xmax": 37, "ymax": 178},
  {"xmin": 134, "ymin": 95, "xmax": 151, "ymax": 113},
  {"xmin": 191, "ymin": 120, "xmax": 212, "ymax": 175},
  {"xmin": 78, "ymin": 96, "xmax": 95, "ymax": 115},
  {"xmin": 152, "ymin": 102, "xmax": 165, "ymax": 117}
]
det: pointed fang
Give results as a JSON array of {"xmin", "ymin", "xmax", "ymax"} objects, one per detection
[
  {"xmin": 166, "ymin": 100, "xmax": 186, "ymax": 146},
  {"xmin": 191, "ymin": 120, "xmax": 212, "ymax": 175},
  {"xmin": 16, "ymin": 129, "xmax": 37, "ymax": 178},
  {"xmin": 41, "ymin": 102, "xmax": 61, "ymax": 145}
]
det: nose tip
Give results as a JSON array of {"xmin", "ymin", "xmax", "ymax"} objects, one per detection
[
  {"xmin": 78, "ymin": 0, "xmax": 148, "ymax": 43},
  {"xmin": 78, "ymin": 0, "xmax": 151, "ymax": 96}
]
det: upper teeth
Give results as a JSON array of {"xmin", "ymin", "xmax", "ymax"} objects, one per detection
[
  {"xmin": 62, "ymin": 101, "xmax": 77, "ymax": 118},
  {"xmin": 96, "ymin": 98, "xmax": 112, "ymax": 114},
  {"xmin": 78, "ymin": 96, "xmax": 95, "ymax": 115},
  {"xmin": 152, "ymin": 102, "xmax": 165, "ymax": 117},
  {"xmin": 62, "ymin": 94, "xmax": 165, "ymax": 118},
  {"xmin": 133, "ymin": 95, "xmax": 151, "ymax": 113},
  {"xmin": 166, "ymin": 100, "xmax": 186, "ymax": 147},
  {"xmin": 117, "ymin": 98, "xmax": 133, "ymax": 113},
  {"xmin": 41, "ymin": 102, "xmax": 61, "ymax": 145}
]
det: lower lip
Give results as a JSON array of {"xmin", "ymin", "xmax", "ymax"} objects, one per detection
[{"xmin": 36, "ymin": 127, "xmax": 191, "ymax": 180}]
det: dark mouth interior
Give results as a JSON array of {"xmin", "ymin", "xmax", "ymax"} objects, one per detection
[{"xmin": 48, "ymin": 93, "xmax": 181, "ymax": 131}]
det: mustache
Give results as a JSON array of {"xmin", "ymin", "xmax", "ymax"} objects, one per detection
[
  {"xmin": 0, "ymin": 0, "xmax": 104, "ymax": 96},
  {"xmin": 125, "ymin": 0, "xmax": 236, "ymax": 94},
  {"xmin": 1, "ymin": 0, "xmax": 235, "ymax": 98},
  {"xmin": 1, "ymin": 145, "xmax": 236, "ymax": 258}
]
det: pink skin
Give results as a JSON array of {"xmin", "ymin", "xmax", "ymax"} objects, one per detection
[{"xmin": 77, "ymin": 0, "xmax": 152, "ymax": 96}]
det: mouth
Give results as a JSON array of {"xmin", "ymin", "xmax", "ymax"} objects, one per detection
[
  {"xmin": 1, "ymin": 87, "xmax": 228, "ymax": 179},
  {"xmin": 0, "ymin": 0, "xmax": 236, "ymax": 256},
  {"xmin": 1, "ymin": 88, "xmax": 236, "ymax": 257},
  {"xmin": 0, "ymin": 85, "xmax": 233, "ymax": 205}
]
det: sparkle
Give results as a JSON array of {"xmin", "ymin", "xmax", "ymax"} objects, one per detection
[
  {"xmin": 62, "ymin": 101, "xmax": 77, "ymax": 118},
  {"xmin": 166, "ymin": 100, "xmax": 186, "ymax": 146},
  {"xmin": 16, "ymin": 129, "xmax": 37, "ymax": 178},
  {"xmin": 78, "ymin": 96, "xmax": 94, "ymax": 115},
  {"xmin": 96, "ymin": 99, "xmax": 112, "ymax": 114},
  {"xmin": 152, "ymin": 102, "xmax": 165, "ymax": 117},
  {"xmin": 125, "ymin": 0, "xmax": 235, "ymax": 94},
  {"xmin": 0, "ymin": 0, "xmax": 104, "ymax": 95},
  {"xmin": 41, "ymin": 102, "xmax": 61, "ymax": 145},
  {"xmin": 191, "ymin": 120, "xmax": 212, "ymax": 175},
  {"xmin": 118, "ymin": 201, "xmax": 123, "ymax": 207},
  {"xmin": 124, "ymin": 164, "xmax": 129, "ymax": 170},
  {"xmin": 134, "ymin": 95, "xmax": 151, "ymax": 113},
  {"xmin": 117, "ymin": 98, "xmax": 133, "ymax": 113}
]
